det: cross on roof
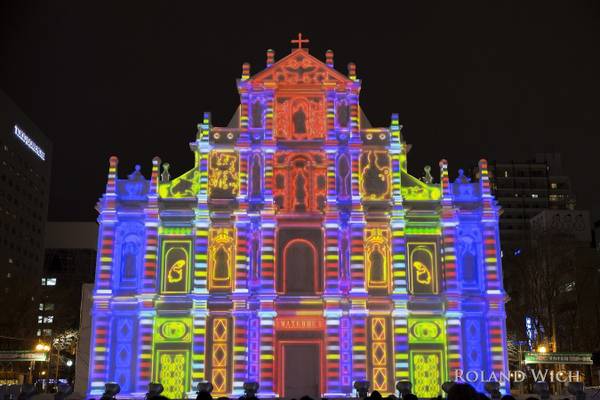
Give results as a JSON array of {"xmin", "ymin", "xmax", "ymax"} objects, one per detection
[{"xmin": 291, "ymin": 33, "xmax": 309, "ymax": 49}]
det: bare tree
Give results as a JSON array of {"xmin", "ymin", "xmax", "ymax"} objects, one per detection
[{"xmin": 51, "ymin": 329, "xmax": 79, "ymax": 381}]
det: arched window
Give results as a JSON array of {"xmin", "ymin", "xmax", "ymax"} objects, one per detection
[
  {"xmin": 214, "ymin": 248, "xmax": 230, "ymax": 280},
  {"xmin": 408, "ymin": 243, "xmax": 437, "ymax": 294},
  {"xmin": 250, "ymin": 228, "xmax": 261, "ymax": 282},
  {"xmin": 337, "ymin": 153, "xmax": 351, "ymax": 199},
  {"xmin": 283, "ymin": 239, "xmax": 319, "ymax": 294},
  {"xmin": 337, "ymin": 100, "xmax": 350, "ymax": 128},
  {"xmin": 369, "ymin": 249, "xmax": 385, "ymax": 283},
  {"xmin": 250, "ymin": 153, "xmax": 262, "ymax": 198},
  {"xmin": 251, "ymin": 100, "xmax": 264, "ymax": 128},
  {"xmin": 458, "ymin": 234, "xmax": 480, "ymax": 287}
]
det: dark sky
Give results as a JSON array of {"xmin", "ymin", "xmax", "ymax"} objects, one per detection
[{"xmin": 1, "ymin": 1, "xmax": 599, "ymax": 221}]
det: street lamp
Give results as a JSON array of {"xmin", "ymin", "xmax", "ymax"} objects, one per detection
[
  {"xmin": 31, "ymin": 343, "xmax": 51, "ymax": 384},
  {"xmin": 35, "ymin": 343, "xmax": 51, "ymax": 352},
  {"xmin": 537, "ymin": 345, "xmax": 547, "ymax": 353}
]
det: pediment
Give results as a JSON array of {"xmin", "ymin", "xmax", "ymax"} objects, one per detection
[{"xmin": 249, "ymin": 49, "xmax": 352, "ymax": 86}]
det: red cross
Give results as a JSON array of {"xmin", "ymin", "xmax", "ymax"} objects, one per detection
[{"xmin": 291, "ymin": 33, "xmax": 309, "ymax": 49}]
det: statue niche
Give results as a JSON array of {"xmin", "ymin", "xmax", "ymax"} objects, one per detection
[
  {"xmin": 275, "ymin": 96, "xmax": 325, "ymax": 140},
  {"xmin": 273, "ymin": 152, "xmax": 327, "ymax": 213},
  {"xmin": 121, "ymin": 235, "xmax": 140, "ymax": 283},
  {"xmin": 293, "ymin": 106, "xmax": 307, "ymax": 134},
  {"xmin": 457, "ymin": 229, "xmax": 481, "ymax": 287},
  {"xmin": 291, "ymin": 159, "xmax": 309, "ymax": 211},
  {"xmin": 115, "ymin": 223, "xmax": 144, "ymax": 289}
]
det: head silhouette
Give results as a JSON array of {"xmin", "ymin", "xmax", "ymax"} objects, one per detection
[
  {"xmin": 448, "ymin": 383, "xmax": 478, "ymax": 400},
  {"xmin": 370, "ymin": 391, "xmax": 383, "ymax": 400},
  {"xmin": 197, "ymin": 392, "xmax": 212, "ymax": 400}
]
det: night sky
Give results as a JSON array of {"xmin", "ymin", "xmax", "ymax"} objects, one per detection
[{"xmin": 1, "ymin": 1, "xmax": 599, "ymax": 221}]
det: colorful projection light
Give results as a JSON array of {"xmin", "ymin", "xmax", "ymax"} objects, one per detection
[{"xmin": 88, "ymin": 36, "xmax": 508, "ymax": 399}]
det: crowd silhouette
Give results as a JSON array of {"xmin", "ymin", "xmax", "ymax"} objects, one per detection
[
  {"xmin": 137, "ymin": 382, "xmax": 526, "ymax": 400},
  {"xmin": 0, "ymin": 381, "xmax": 562, "ymax": 400}
]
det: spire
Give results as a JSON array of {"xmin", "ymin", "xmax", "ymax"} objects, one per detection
[
  {"xmin": 347, "ymin": 62, "xmax": 357, "ymax": 80},
  {"xmin": 325, "ymin": 50, "xmax": 334, "ymax": 67},
  {"xmin": 478, "ymin": 159, "xmax": 492, "ymax": 197},
  {"xmin": 241, "ymin": 62, "xmax": 250, "ymax": 80},
  {"xmin": 266, "ymin": 49, "xmax": 275, "ymax": 67},
  {"xmin": 106, "ymin": 156, "xmax": 118, "ymax": 194},
  {"xmin": 439, "ymin": 159, "xmax": 452, "ymax": 202},
  {"xmin": 150, "ymin": 157, "xmax": 161, "ymax": 195}
]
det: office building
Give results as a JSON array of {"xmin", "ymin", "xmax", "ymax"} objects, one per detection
[{"xmin": 0, "ymin": 89, "xmax": 52, "ymax": 345}]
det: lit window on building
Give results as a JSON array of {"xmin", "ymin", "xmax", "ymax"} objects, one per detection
[
  {"xmin": 550, "ymin": 183, "xmax": 557, "ymax": 189},
  {"xmin": 36, "ymin": 329, "xmax": 41, "ymax": 337},
  {"xmin": 38, "ymin": 315, "xmax": 43, "ymax": 324},
  {"xmin": 41, "ymin": 277, "xmax": 57, "ymax": 286},
  {"xmin": 43, "ymin": 315, "xmax": 54, "ymax": 324},
  {"xmin": 43, "ymin": 329, "xmax": 52, "ymax": 336},
  {"xmin": 531, "ymin": 194, "xmax": 538, "ymax": 198},
  {"xmin": 39, "ymin": 302, "xmax": 55, "ymax": 311}
]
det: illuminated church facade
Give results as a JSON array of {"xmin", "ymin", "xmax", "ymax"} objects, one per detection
[{"xmin": 88, "ymin": 38, "xmax": 508, "ymax": 399}]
